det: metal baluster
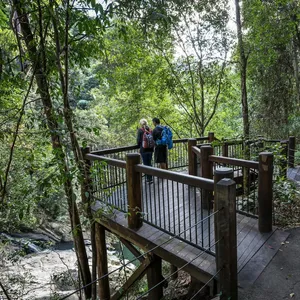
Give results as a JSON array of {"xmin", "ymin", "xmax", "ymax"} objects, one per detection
[
  {"xmin": 153, "ymin": 176, "xmax": 157, "ymax": 226},
  {"xmin": 172, "ymin": 180, "xmax": 175, "ymax": 234},
  {"xmin": 194, "ymin": 187, "xmax": 198, "ymax": 245},
  {"xmin": 183, "ymin": 183, "xmax": 186, "ymax": 240},
  {"xmin": 177, "ymin": 181, "xmax": 180, "ymax": 236},
  {"xmin": 150, "ymin": 176, "xmax": 155, "ymax": 224},
  {"xmin": 188, "ymin": 185, "xmax": 192, "ymax": 243},
  {"xmin": 167, "ymin": 179, "xmax": 171, "ymax": 232},
  {"xmin": 201, "ymin": 188, "xmax": 204, "ymax": 248},
  {"xmin": 162, "ymin": 178, "xmax": 166, "ymax": 230},
  {"xmin": 158, "ymin": 177, "xmax": 162, "ymax": 228}
]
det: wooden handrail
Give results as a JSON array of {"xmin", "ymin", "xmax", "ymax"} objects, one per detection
[
  {"xmin": 192, "ymin": 145, "xmax": 201, "ymax": 155},
  {"xmin": 173, "ymin": 137, "xmax": 209, "ymax": 143},
  {"xmin": 91, "ymin": 145, "xmax": 139, "ymax": 156},
  {"xmin": 135, "ymin": 164, "xmax": 214, "ymax": 190},
  {"xmin": 90, "ymin": 137, "xmax": 209, "ymax": 156},
  {"xmin": 85, "ymin": 154, "xmax": 127, "ymax": 168},
  {"xmin": 209, "ymin": 155, "xmax": 259, "ymax": 169},
  {"xmin": 222, "ymin": 140, "xmax": 243, "ymax": 146}
]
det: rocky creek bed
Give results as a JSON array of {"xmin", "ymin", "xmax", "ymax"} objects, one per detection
[{"xmin": 0, "ymin": 222, "xmax": 205, "ymax": 300}]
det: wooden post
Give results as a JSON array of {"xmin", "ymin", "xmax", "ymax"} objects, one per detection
[
  {"xmin": 214, "ymin": 167, "xmax": 234, "ymax": 184},
  {"xmin": 222, "ymin": 142, "xmax": 228, "ymax": 157},
  {"xmin": 188, "ymin": 139, "xmax": 198, "ymax": 176},
  {"xmin": 214, "ymin": 168, "xmax": 234, "ymax": 272},
  {"xmin": 126, "ymin": 153, "xmax": 143, "ymax": 229},
  {"xmin": 280, "ymin": 142, "xmax": 287, "ymax": 179},
  {"xmin": 147, "ymin": 254, "xmax": 163, "ymax": 299},
  {"xmin": 215, "ymin": 178, "xmax": 237, "ymax": 300},
  {"xmin": 200, "ymin": 145, "xmax": 213, "ymax": 209},
  {"xmin": 170, "ymin": 264, "xmax": 178, "ymax": 280},
  {"xmin": 258, "ymin": 152, "xmax": 273, "ymax": 233},
  {"xmin": 289, "ymin": 136, "xmax": 296, "ymax": 168},
  {"xmin": 95, "ymin": 223, "xmax": 110, "ymax": 300},
  {"xmin": 208, "ymin": 132, "xmax": 215, "ymax": 143}
]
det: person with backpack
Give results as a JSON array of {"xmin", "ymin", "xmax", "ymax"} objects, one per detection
[
  {"xmin": 137, "ymin": 118, "xmax": 154, "ymax": 183},
  {"xmin": 152, "ymin": 117, "xmax": 173, "ymax": 170}
]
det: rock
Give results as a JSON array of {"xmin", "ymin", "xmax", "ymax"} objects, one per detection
[
  {"xmin": 52, "ymin": 269, "xmax": 78, "ymax": 291},
  {"xmin": 0, "ymin": 229, "xmax": 137, "ymax": 300}
]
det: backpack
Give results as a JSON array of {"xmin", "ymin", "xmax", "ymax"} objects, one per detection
[
  {"xmin": 142, "ymin": 128, "xmax": 155, "ymax": 149},
  {"xmin": 156, "ymin": 126, "xmax": 173, "ymax": 150}
]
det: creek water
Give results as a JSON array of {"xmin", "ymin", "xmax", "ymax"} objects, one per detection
[{"xmin": 112, "ymin": 241, "xmax": 140, "ymax": 267}]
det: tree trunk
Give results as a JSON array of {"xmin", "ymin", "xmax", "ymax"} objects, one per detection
[
  {"xmin": 235, "ymin": 0, "xmax": 250, "ymax": 144},
  {"xmin": 12, "ymin": 1, "xmax": 92, "ymax": 298},
  {"xmin": 293, "ymin": 38, "xmax": 300, "ymax": 108}
]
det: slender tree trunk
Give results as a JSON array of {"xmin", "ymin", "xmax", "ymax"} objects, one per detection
[
  {"xmin": 293, "ymin": 39, "xmax": 300, "ymax": 108},
  {"xmin": 235, "ymin": 0, "xmax": 250, "ymax": 197},
  {"xmin": 12, "ymin": 1, "xmax": 92, "ymax": 298},
  {"xmin": 49, "ymin": 1, "xmax": 99, "ymax": 297},
  {"xmin": 235, "ymin": 0, "xmax": 250, "ymax": 143}
]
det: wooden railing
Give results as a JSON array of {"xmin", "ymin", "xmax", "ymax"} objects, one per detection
[
  {"xmin": 211, "ymin": 136, "xmax": 296, "ymax": 174},
  {"xmin": 84, "ymin": 150, "xmax": 238, "ymax": 299},
  {"xmin": 84, "ymin": 133, "xmax": 297, "ymax": 300},
  {"xmin": 91, "ymin": 136, "xmax": 210, "ymax": 171},
  {"xmin": 189, "ymin": 143, "xmax": 274, "ymax": 232},
  {"xmin": 86, "ymin": 151, "xmax": 217, "ymax": 252}
]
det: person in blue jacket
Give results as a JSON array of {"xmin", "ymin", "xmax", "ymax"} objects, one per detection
[{"xmin": 152, "ymin": 117, "xmax": 168, "ymax": 170}]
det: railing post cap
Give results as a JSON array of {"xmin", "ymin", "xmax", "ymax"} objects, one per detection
[
  {"xmin": 126, "ymin": 153, "xmax": 141, "ymax": 160},
  {"xmin": 217, "ymin": 177, "xmax": 235, "ymax": 187},
  {"xmin": 259, "ymin": 152, "xmax": 273, "ymax": 157},
  {"xmin": 215, "ymin": 167, "xmax": 233, "ymax": 175},
  {"xmin": 200, "ymin": 144, "xmax": 213, "ymax": 149},
  {"xmin": 126, "ymin": 153, "xmax": 140, "ymax": 157}
]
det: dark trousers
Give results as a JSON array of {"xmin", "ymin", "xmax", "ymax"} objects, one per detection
[{"xmin": 141, "ymin": 151, "xmax": 153, "ymax": 181}]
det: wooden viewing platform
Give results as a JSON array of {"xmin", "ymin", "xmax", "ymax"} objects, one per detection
[
  {"xmin": 84, "ymin": 134, "xmax": 294, "ymax": 299},
  {"xmin": 92, "ymin": 180, "xmax": 287, "ymax": 291}
]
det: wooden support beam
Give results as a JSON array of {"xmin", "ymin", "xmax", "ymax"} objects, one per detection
[
  {"xmin": 111, "ymin": 256, "xmax": 152, "ymax": 300},
  {"xmin": 95, "ymin": 223, "xmax": 110, "ymax": 300},
  {"xmin": 188, "ymin": 139, "xmax": 198, "ymax": 176},
  {"xmin": 126, "ymin": 153, "xmax": 143, "ymax": 229},
  {"xmin": 119, "ymin": 237, "xmax": 144, "ymax": 263},
  {"xmin": 215, "ymin": 178, "xmax": 238, "ymax": 300},
  {"xmin": 170, "ymin": 264, "xmax": 178, "ymax": 280},
  {"xmin": 258, "ymin": 152, "xmax": 273, "ymax": 233},
  {"xmin": 147, "ymin": 254, "xmax": 164, "ymax": 299}
]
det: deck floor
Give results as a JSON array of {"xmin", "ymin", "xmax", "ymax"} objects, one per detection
[{"xmin": 92, "ymin": 176, "xmax": 288, "ymax": 286}]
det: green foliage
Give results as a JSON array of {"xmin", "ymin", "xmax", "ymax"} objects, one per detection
[
  {"xmin": 274, "ymin": 178, "xmax": 297, "ymax": 204},
  {"xmin": 242, "ymin": 0, "xmax": 300, "ymax": 138}
]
